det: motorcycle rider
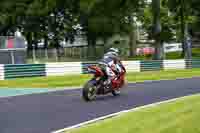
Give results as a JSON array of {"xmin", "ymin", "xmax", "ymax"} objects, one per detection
[
  {"xmin": 98, "ymin": 48, "xmax": 125, "ymax": 88},
  {"xmin": 104, "ymin": 48, "xmax": 125, "ymax": 74}
]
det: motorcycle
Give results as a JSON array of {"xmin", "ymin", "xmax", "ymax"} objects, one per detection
[{"xmin": 82, "ymin": 63, "xmax": 126, "ymax": 101}]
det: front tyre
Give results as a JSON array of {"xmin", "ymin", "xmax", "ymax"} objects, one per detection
[
  {"xmin": 82, "ymin": 80, "xmax": 98, "ymax": 101},
  {"xmin": 112, "ymin": 89, "xmax": 120, "ymax": 96}
]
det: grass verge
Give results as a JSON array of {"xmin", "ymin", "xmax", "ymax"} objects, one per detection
[
  {"xmin": 64, "ymin": 94, "xmax": 200, "ymax": 133},
  {"xmin": 0, "ymin": 69, "xmax": 200, "ymax": 88}
]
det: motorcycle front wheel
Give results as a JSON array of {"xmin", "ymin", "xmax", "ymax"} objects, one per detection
[
  {"xmin": 112, "ymin": 89, "xmax": 120, "ymax": 96},
  {"xmin": 82, "ymin": 80, "xmax": 98, "ymax": 101}
]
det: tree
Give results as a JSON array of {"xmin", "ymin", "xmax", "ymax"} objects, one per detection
[
  {"xmin": 140, "ymin": 0, "xmax": 167, "ymax": 60},
  {"xmin": 167, "ymin": 0, "xmax": 200, "ymax": 59},
  {"xmin": 152, "ymin": 0, "xmax": 164, "ymax": 60},
  {"xmin": 118, "ymin": 0, "xmax": 145, "ymax": 57},
  {"xmin": 0, "ymin": 0, "xmax": 145, "ymax": 57},
  {"xmin": 79, "ymin": 0, "xmax": 145, "ymax": 58},
  {"xmin": 0, "ymin": 0, "xmax": 33, "ymax": 35},
  {"xmin": 0, "ymin": 0, "xmax": 80, "ymax": 50},
  {"xmin": 139, "ymin": 0, "xmax": 183, "ymax": 60}
]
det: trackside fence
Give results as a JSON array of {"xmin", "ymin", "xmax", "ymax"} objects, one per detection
[{"xmin": 0, "ymin": 59, "xmax": 200, "ymax": 80}]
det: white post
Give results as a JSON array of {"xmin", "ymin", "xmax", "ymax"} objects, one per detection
[
  {"xmin": 45, "ymin": 48, "xmax": 48, "ymax": 61},
  {"xmin": 80, "ymin": 47, "xmax": 82, "ymax": 59},
  {"xmin": 11, "ymin": 50, "xmax": 15, "ymax": 64},
  {"xmin": 55, "ymin": 48, "xmax": 58, "ymax": 62},
  {"xmin": 33, "ymin": 45, "xmax": 36, "ymax": 63}
]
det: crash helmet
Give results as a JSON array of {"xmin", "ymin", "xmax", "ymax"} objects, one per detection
[{"xmin": 108, "ymin": 47, "xmax": 119, "ymax": 56}]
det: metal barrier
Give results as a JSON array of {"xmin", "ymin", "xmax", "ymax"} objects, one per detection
[
  {"xmin": 4, "ymin": 64, "xmax": 46, "ymax": 79},
  {"xmin": 0, "ymin": 64, "xmax": 4, "ymax": 80},
  {"xmin": 186, "ymin": 59, "xmax": 200, "ymax": 69},
  {"xmin": 81, "ymin": 62, "xmax": 98, "ymax": 74},
  {"xmin": 1, "ymin": 59, "xmax": 200, "ymax": 80},
  {"xmin": 122, "ymin": 61, "xmax": 140, "ymax": 72},
  {"xmin": 141, "ymin": 60, "xmax": 163, "ymax": 71},
  {"xmin": 163, "ymin": 59, "xmax": 185, "ymax": 70},
  {"xmin": 46, "ymin": 62, "xmax": 82, "ymax": 76}
]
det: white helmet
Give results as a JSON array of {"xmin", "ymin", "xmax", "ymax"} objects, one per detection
[{"xmin": 108, "ymin": 48, "xmax": 119, "ymax": 56}]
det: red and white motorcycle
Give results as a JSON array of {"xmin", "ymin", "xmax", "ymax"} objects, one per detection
[{"xmin": 82, "ymin": 63, "xmax": 126, "ymax": 101}]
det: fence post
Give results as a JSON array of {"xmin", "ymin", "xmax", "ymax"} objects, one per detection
[
  {"xmin": 11, "ymin": 50, "xmax": 15, "ymax": 64},
  {"xmin": 55, "ymin": 48, "xmax": 58, "ymax": 62},
  {"xmin": 80, "ymin": 47, "xmax": 82, "ymax": 59},
  {"xmin": 33, "ymin": 46, "xmax": 36, "ymax": 63},
  {"xmin": 45, "ymin": 48, "xmax": 48, "ymax": 61}
]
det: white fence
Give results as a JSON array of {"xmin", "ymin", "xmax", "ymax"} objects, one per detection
[
  {"xmin": 1, "ymin": 59, "xmax": 200, "ymax": 80},
  {"xmin": 163, "ymin": 60, "xmax": 185, "ymax": 70},
  {"xmin": 0, "ymin": 64, "xmax": 4, "ymax": 80},
  {"xmin": 46, "ymin": 62, "xmax": 82, "ymax": 76},
  {"xmin": 122, "ymin": 61, "xmax": 140, "ymax": 72}
]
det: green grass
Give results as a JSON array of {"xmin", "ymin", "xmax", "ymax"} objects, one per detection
[
  {"xmin": 64, "ymin": 94, "xmax": 200, "ymax": 133},
  {"xmin": 0, "ymin": 74, "xmax": 92, "ymax": 88},
  {"xmin": 126, "ymin": 69, "xmax": 200, "ymax": 82},
  {"xmin": 1, "ymin": 69, "xmax": 200, "ymax": 88}
]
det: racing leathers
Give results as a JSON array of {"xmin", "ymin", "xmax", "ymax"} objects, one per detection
[{"xmin": 98, "ymin": 52, "xmax": 124, "ymax": 89}]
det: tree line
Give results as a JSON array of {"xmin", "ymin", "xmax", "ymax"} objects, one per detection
[{"xmin": 0, "ymin": 0, "xmax": 200, "ymax": 59}]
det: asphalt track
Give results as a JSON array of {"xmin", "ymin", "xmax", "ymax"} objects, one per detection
[{"xmin": 0, "ymin": 78, "xmax": 200, "ymax": 133}]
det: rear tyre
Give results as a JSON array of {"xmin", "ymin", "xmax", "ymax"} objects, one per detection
[{"xmin": 82, "ymin": 81, "xmax": 97, "ymax": 101}]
